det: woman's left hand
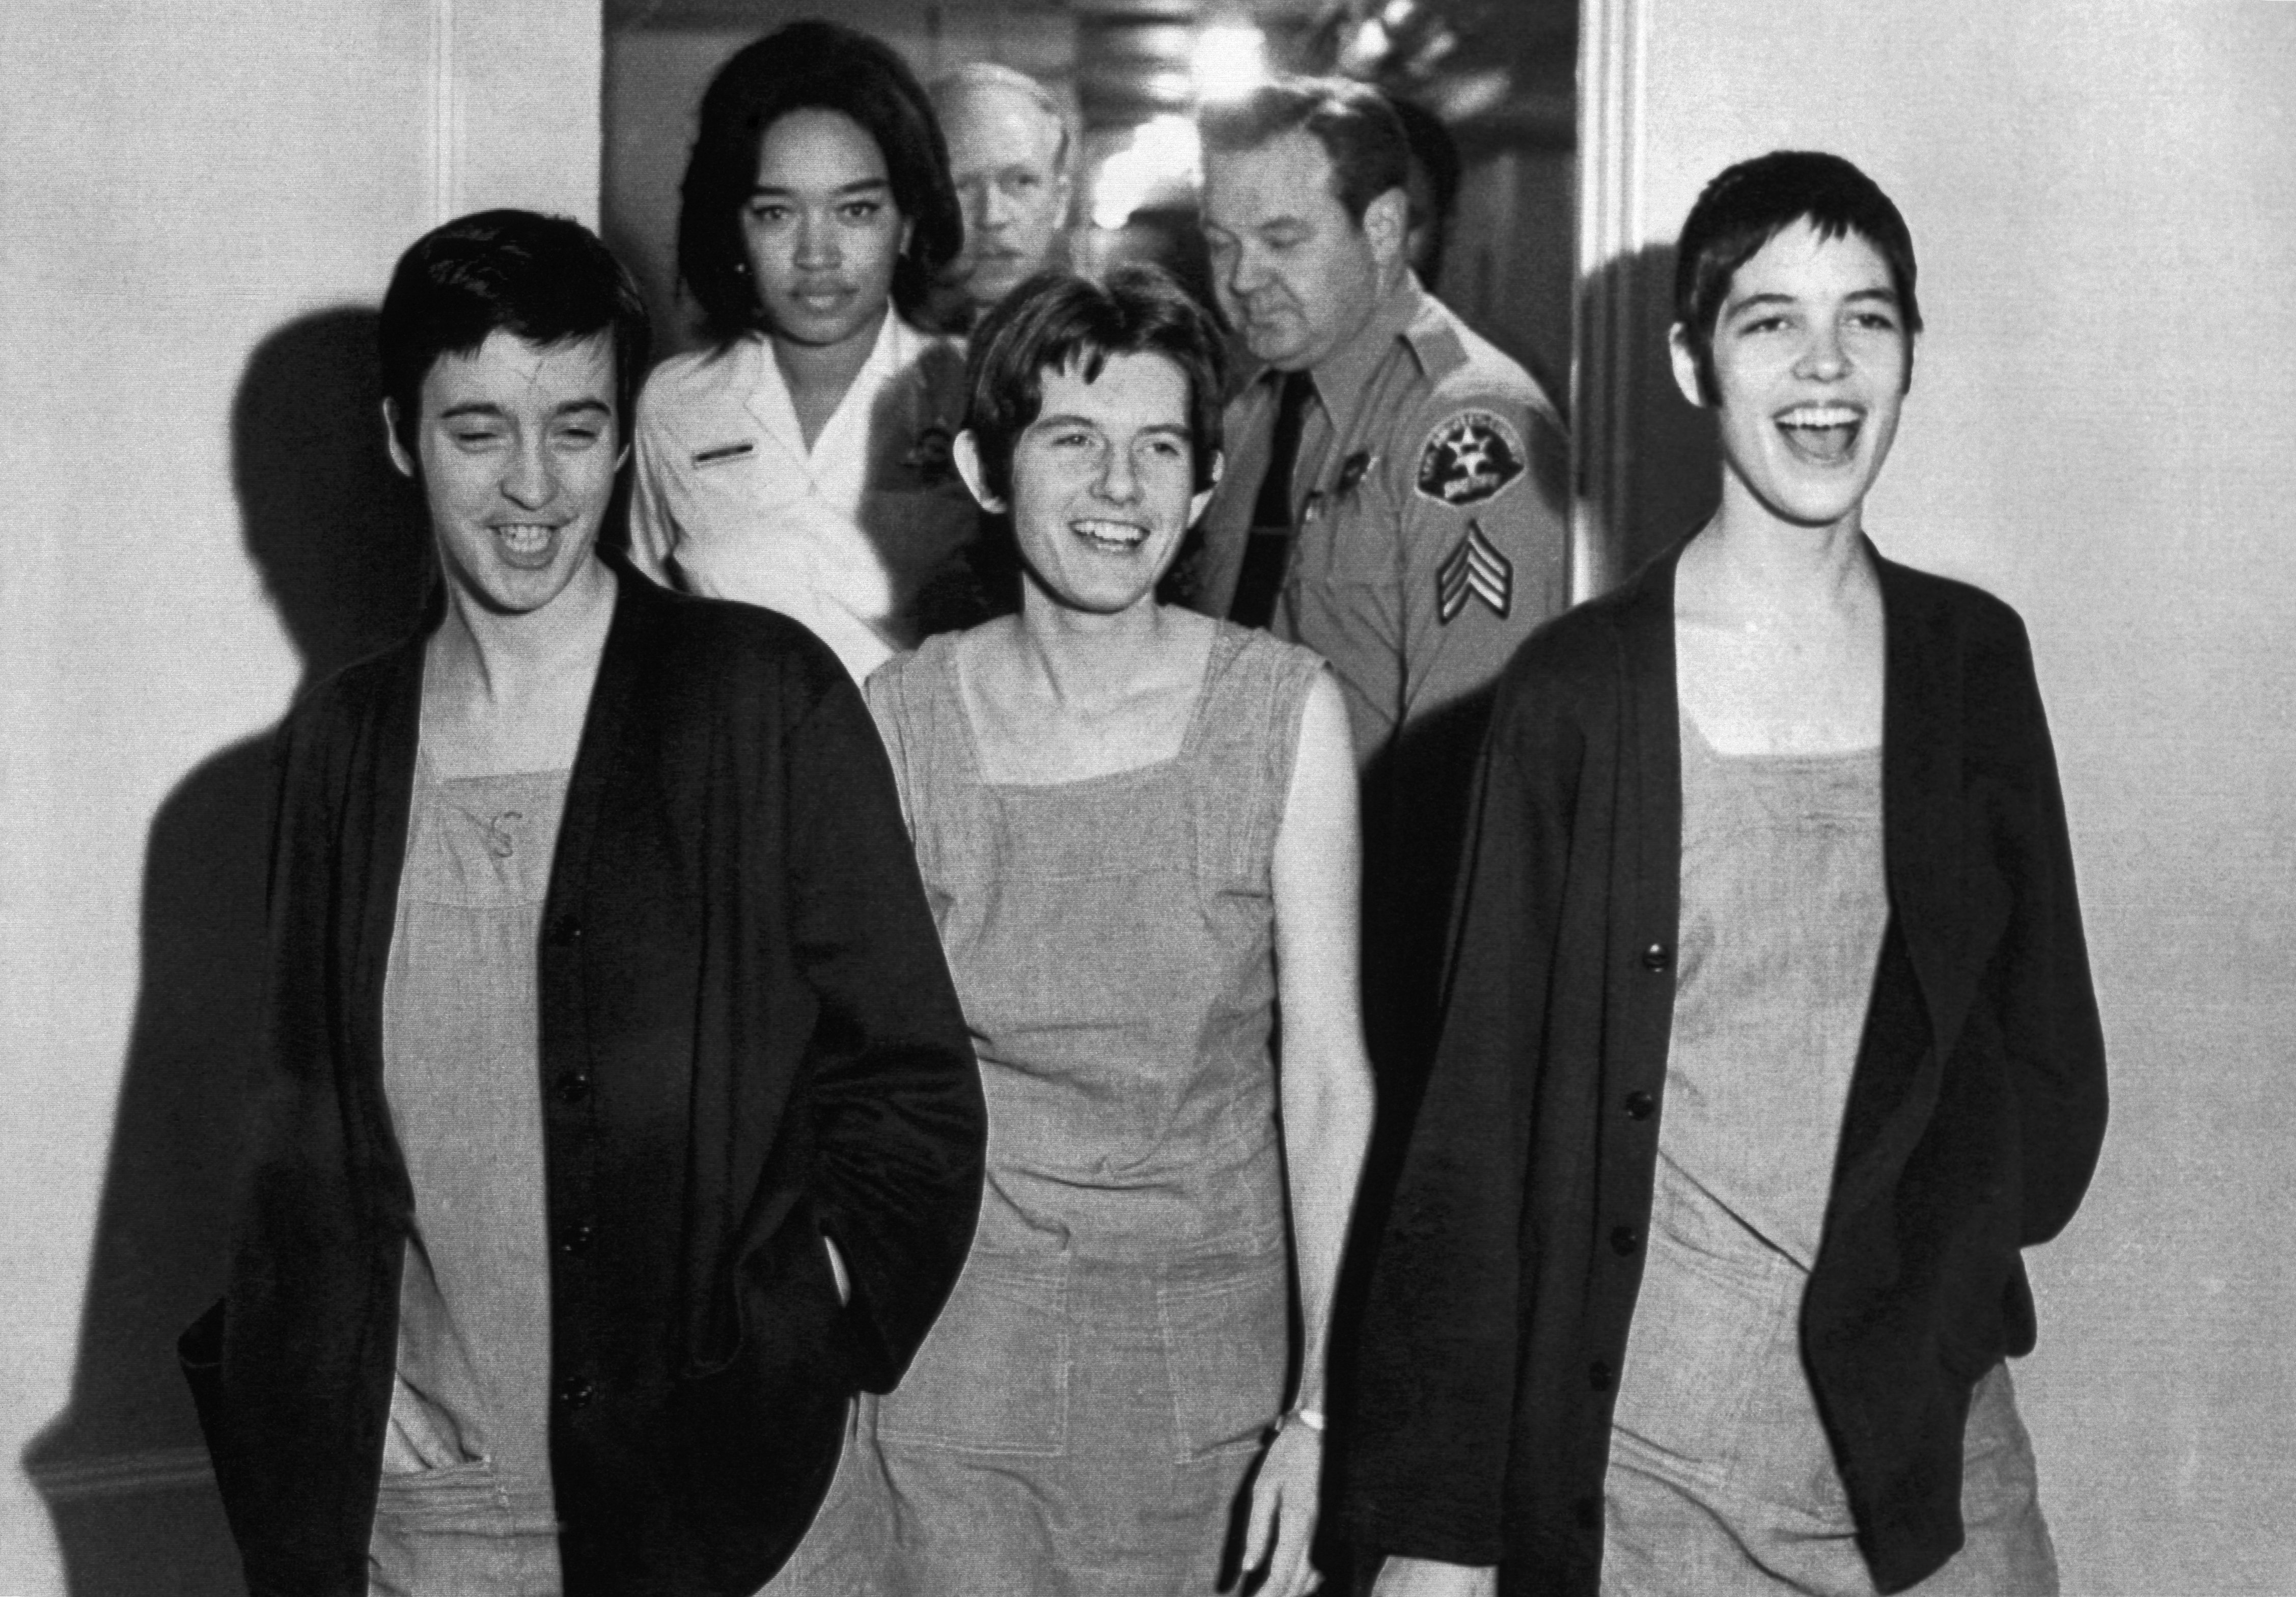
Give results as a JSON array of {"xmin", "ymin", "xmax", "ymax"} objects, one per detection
[{"xmin": 1240, "ymin": 1416, "xmax": 1324, "ymax": 1595}]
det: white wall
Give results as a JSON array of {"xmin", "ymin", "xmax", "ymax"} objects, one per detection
[
  {"xmin": 1580, "ymin": 3, "xmax": 2296, "ymax": 1590},
  {"xmin": 0, "ymin": 4, "xmax": 599, "ymax": 1592}
]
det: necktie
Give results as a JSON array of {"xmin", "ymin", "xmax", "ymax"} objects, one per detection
[{"xmin": 1228, "ymin": 369, "xmax": 1315, "ymax": 629}]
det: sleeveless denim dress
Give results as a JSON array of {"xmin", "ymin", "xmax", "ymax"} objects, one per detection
[
  {"xmin": 370, "ymin": 751, "xmax": 862, "ymax": 1597},
  {"xmin": 851, "ymin": 623, "xmax": 1322, "ymax": 1595},
  {"xmin": 1600, "ymin": 712, "xmax": 2058, "ymax": 1596},
  {"xmin": 370, "ymin": 753, "xmax": 568, "ymax": 1596}
]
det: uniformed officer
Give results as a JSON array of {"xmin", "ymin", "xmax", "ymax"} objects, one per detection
[
  {"xmin": 1190, "ymin": 77, "xmax": 1570, "ymax": 1110},
  {"xmin": 631, "ymin": 21, "xmax": 979, "ymax": 684}
]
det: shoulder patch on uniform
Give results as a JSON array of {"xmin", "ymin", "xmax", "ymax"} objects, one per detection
[
  {"xmin": 1437, "ymin": 519, "xmax": 1513, "ymax": 623},
  {"xmin": 1416, "ymin": 410, "xmax": 1526, "ymax": 508}
]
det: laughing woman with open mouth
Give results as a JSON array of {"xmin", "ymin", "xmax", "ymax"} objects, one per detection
[
  {"xmin": 855, "ymin": 266, "xmax": 1374, "ymax": 1596},
  {"xmin": 1351, "ymin": 152, "xmax": 2109, "ymax": 1597}
]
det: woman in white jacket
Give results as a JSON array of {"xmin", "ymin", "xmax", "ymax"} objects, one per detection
[{"xmin": 632, "ymin": 20, "xmax": 982, "ymax": 682}]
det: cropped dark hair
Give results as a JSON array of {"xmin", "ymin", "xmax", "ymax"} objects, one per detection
[
  {"xmin": 1198, "ymin": 77, "xmax": 1409, "ymax": 225},
  {"xmin": 1674, "ymin": 150, "xmax": 1922, "ymax": 403},
  {"xmin": 677, "ymin": 20, "xmax": 962, "ymax": 344},
  {"xmin": 963, "ymin": 266, "xmax": 1230, "ymax": 505},
  {"xmin": 378, "ymin": 209, "xmax": 650, "ymax": 460}
]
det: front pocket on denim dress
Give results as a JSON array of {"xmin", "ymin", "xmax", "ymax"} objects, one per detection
[
  {"xmin": 1611, "ymin": 1222, "xmax": 1784, "ymax": 1473},
  {"xmin": 1158, "ymin": 1245, "xmax": 1288, "ymax": 1464},
  {"xmin": 876, "ymin": 1251, "xmax": 1070, "ymax": 1456}
]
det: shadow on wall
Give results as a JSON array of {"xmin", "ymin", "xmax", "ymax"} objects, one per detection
[
  {"xmin": 1579, "ymin": 241, "xmax": 1721, "ymax": 587},
  {"xmin": 601, "ymin": 203, "xmax": 695, "ymax": 367},
  {"xmin": 22, "ymin": 307, "xmax": 433, "ymax": 1597}
]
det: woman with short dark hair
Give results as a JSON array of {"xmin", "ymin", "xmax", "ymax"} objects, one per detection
[
  {"xmin": 855, "ymin": 266, "xmax": 1375, "ymax": 1596},
  {"xmin": 182, "ymin": 209, "xmax": 984, "ymax": 1596},
  {"xmin": 632, "ymin": 20, "xmax": 980, "ymax": 681},
  {"xmin": 1352, "ymin": 152, "xmax": 2108, "ymax": 1597}
]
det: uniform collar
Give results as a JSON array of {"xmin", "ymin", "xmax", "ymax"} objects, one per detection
[
  {"xmin": 870, "ymin": 310, "xmax": 932, "ymax": 379},
  {"xmin": 744, "ymin": 309, "xmax": 920, "ymax": 459},
  {"xmin": 1297, "ymin": 272, "xmax": 1428, "ymax": 432}
]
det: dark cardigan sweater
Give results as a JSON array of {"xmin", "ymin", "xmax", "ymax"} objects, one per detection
[
  {"xmin": 1348, "ymin": 536, "xmax": 2108, "ymax": 1595},
  {"xmin": 181, "ymin": 561, "xmax": 985, "ymax": 1597}
]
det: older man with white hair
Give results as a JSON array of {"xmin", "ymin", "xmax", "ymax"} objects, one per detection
[{"xmin": 928, "ymin": 62, "xmax": 1074, "ymax": 327}]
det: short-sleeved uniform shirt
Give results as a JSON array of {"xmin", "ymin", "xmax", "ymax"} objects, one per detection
[
  {"xmin": 630, "ymin": 314, "xmax": 977, "ymax": 682},
  {"xmin": 1178, "ymin": 276, "xmax": 1569, "ymax": 767},
  {"xmin": 1177, "ymin": 277, "xmax": 1571, "ymax": 1078}
]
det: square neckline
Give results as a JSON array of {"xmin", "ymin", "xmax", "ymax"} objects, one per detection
[
  {"xmin": 940, "ymin": 623, "xmax": 1234, "ymax": 792},
  {"xmin": 410, "ymin": 738, "xmax": 573, "ymax": 790},
  {"xmin": 1679, "ymin": 704, "xmax": 1882, "ymax": 767}
]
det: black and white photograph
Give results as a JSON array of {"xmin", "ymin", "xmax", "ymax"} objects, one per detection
[{"xmin": 3, "ymin": 2, "xmax": 2290, "ymax": 1593}]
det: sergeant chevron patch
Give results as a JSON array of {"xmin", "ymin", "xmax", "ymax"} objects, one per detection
[{"xmin": 1437, "ymin": 520, "xmax": 1513, "ymax": 622}]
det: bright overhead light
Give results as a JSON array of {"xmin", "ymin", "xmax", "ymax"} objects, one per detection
[
  {"xmin": 1192, "ymin": 21, "xmax": 1267, "ymax": 103},
  {"xmin": 1090, "ymin": 115, "xmax": 1203, "ymax": 230},
  {"xmin": 1340, "ymin": 18, "xmax": 1392, "ymax": 74}
]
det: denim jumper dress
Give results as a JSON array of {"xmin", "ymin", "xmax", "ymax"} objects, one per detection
[
  {"xmin": 849, "ymin": 623, "xmax": 1323, "ymax": 1595},
  {"xmin": 370, "ymin": 755, "xmax": 569, "ymax": 1596},
  {"xmin": 1601, "ymin": 713, "xmax": 2057, "ymax": 1596}
]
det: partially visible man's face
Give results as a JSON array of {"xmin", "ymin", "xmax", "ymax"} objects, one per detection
[
  {"xmin": 941, "ymin": 84, "xmax": 1070, "ymax": 314},
  {"xmin": 1202, "ymin": 129, "xmax": 1396, "ymax": 372}
]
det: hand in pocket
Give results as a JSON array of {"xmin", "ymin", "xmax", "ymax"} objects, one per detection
[{"xmin": 822, "ymin": 1231, "xmax": 852, "ymax": 1307}]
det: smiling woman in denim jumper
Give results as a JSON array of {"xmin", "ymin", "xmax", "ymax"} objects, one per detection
[
  {"xmin": 1353, "ymin": 153, "xmax": 2108, "ymax": 1597},
  {"xmin": 182, "ymin": 211, "xmax": 986, "ymax": 1597},
  {"xmin": 853, "ymin": 266, "xmax": 1376, "ymax": 1597}
]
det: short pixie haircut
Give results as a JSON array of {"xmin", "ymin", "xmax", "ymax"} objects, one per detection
[
  {"xmin": 963, "ymin": 266, "xmax": 1230, "ymax": 504},
  {"xmin": 1674, "ymin": 150, "xmax": 1922, "ymax": 403},
  {"xmin": 677, "ymin": 20, "xmax": 962, "ymax": 345},
  {"xmin": 1199, "ymin": 77, "xmax": 1409, "ymax": 226},
  {"xmin": 378, "ymin": 209, "xmax": 650, "ymax": 460}
]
